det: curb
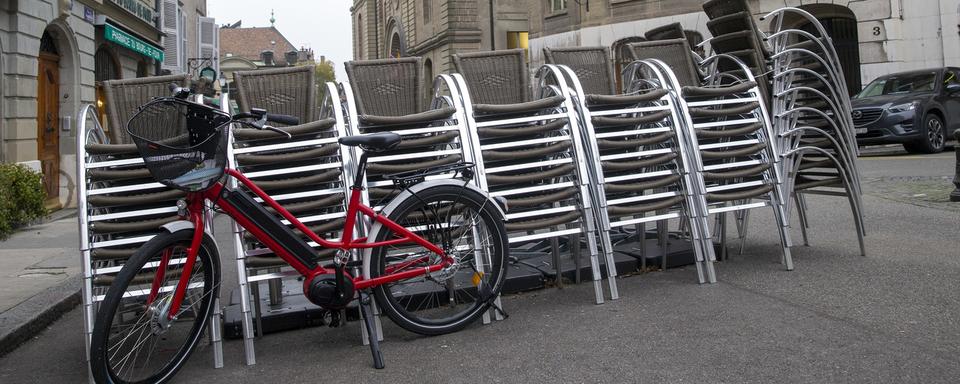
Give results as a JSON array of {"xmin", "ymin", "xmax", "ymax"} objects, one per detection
[{"xmin": 0, "ymin": 276, "xmax": 81, "ymax": 358}]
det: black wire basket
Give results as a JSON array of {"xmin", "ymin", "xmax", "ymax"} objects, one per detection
[{"xmin": 127, "ymin": 97, "xmax": 232, "ymax": 192}]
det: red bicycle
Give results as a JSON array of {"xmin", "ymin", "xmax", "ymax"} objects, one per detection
[{"xmin": 89, "ymin": 88, "xmax": 509, "ymax": 384}]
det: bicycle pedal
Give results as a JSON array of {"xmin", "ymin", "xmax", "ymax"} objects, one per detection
[{"xmin": 328, "ymin": 310, "xmax": 343, "ymax": 328}]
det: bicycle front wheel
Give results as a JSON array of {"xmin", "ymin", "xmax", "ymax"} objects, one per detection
[
  {"xmin": 370, "ymin": 184, "xmax": 508, "ymax": 335},
  {"xmin": 90, "ymin": 229, "xmax": 220, "ymax": 384}
]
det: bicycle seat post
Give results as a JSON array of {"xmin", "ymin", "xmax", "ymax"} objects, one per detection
[{"xmin": 352, "ymin": 151, "xmax": 369, "ymax": 190}]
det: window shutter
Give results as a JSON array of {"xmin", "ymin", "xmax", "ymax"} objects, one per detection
[
  {"xmin": 198, "ymin": 17, "xmax": 219, "ymax": 74},
  {"xmin": 161, "ymin": 0, "xmax": 180, "ymax": 72}
]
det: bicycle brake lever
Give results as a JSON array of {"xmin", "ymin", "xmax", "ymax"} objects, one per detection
[{"xmin": 262, "ymin": 125, "xmax": 293, "ymax": 139}]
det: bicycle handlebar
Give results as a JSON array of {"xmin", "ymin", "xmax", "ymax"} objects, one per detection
[
  {"xmin": 265, "ymin": 113, "xmax": 299, "ymax": 126},
  {"xmin": 168, "ymin": 82, "xmax": 192, "ymax": 99}
]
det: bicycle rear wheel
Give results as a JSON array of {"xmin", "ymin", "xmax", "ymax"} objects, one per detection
[
  {"xmin": 370, "ymin": 184, "xmax": 508, "ymax": 335},
  {"xmin": 89, "ymin": 229, "xmax": 220, "ymax": 384}
]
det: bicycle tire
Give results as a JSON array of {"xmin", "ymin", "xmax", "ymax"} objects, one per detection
[
  {"xmin": 370, "ymin": 184, "xmax": 508, "ymax": 335},
  {"xmin": 90, "ymin": 229, "xmax": 220, "ymax": 384}
]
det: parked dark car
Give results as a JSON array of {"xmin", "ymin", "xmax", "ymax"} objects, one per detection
[{"xmin": 852, "ymin": 67, "xmax": 959, "ymax": 153}]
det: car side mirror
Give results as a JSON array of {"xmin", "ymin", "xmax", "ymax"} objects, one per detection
[{"xmin": 946, "ymin": 83, "xmax": 960, "ymax": 94}]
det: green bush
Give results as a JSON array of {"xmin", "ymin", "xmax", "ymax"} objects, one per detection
[{"xmin": 0, "ymin": 163, "xmax": 47, "ymax": 240}]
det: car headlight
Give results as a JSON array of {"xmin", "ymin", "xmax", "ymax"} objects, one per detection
[{"xmin": 888, "ymin": 101, "xmax": 918, "ymax": 113}]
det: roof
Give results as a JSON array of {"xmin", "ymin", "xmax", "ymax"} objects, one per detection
[
  {"xmin": 220, "ymin": 26, "xmax": 299, "ymax": 66},
  {"xmin": 875, "ymin": 68, "xmax": 945, "ymax": 79}
]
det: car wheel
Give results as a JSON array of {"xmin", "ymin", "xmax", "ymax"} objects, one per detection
[{"xmin": 910, "ymin": 114, "xmax": 946, "ymax": 154}]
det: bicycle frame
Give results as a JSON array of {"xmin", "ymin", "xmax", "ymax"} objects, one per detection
[{"xmin": 155, "ymin": 167, "xmax": 452, "ymax": 320}]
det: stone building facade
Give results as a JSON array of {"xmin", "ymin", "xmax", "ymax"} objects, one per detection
[
  {"xmin": 0, "ymin": 0, "xmax": 214, "ymax": 209},
  {"xmin": 528, "ymin": 0, "xmax": 960, "ymax": 95},
  {"xmin": 351, "ymin": 0, "xmax": 531, "ymax": 85}
]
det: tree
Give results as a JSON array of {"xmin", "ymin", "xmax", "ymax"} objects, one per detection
[
  {"xmin": 299, "ymin": 60, "xmax": 336, "ymax": 105},
  {"xmin": 314, "ymin": 60, "xmax": 336, "ymax": 84}
]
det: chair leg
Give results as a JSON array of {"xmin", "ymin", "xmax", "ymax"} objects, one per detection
[
  {"xmin": 250, "ymin": 271, "xmax": 264, "ymax": 339},
  {"xmin": 734, "ymin": 207, "xmax": 750, "ymax": 256},
  {"xmin": 718, "ymin": 212, "xmax": 728, "ymax": 262},
  {"xmin": 795, "ymin": 193, "xmax": 810, "ymax": 246},
  {"xmin": 658, "ymin": 218, "xmax": 669, "ymax": 271},
  {"xmin": 637, "ymin": 222, "xmax": 647, "ymax": 270},
  {"xmin": 550, "ymin": 236, "xmax": 563, "ymax": 288},
  {"xmin": 268, "ymin": 268, "xmax": 282, "ymax": 306},
  {"xmin": 771, "ymin": 204, "xmax": 795, "ymax": 271},
  {"xmin": 209, "ymin": 297, "xmax": 224, "ymax": 368},
  {"xmin": 570, "ymin": 233, "xmax": 582, "ymax": 284},
  {"xmin": 598, "ymin": 227, "xmax": 619, "ymax": 300}
]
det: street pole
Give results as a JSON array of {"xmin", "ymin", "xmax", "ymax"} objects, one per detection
[{"xmin": 951, "ymin": 129, "xmax": 960, "ymax": 202}]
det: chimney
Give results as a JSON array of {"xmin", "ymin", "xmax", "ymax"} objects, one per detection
[
  {"xmin": 260, "ymin": 50, "xmax": 274, "ymax": 66},
  {"xmin": 285, "ymin": 50, "xmax": 298, "ymax": 66}
]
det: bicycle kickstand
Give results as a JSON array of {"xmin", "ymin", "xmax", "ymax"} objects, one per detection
[{"xmin": 358, "ymin": 290, "xmax": 385, "ymax": 369}]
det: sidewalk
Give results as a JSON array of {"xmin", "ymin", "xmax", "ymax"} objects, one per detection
[{"xmin": 0, "ymin": 209, "xmax": 82, "ymax": 356}]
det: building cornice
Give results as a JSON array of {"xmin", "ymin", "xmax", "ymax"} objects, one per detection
[{"xmin": 407, "ymin": 29, "xmax": 482, "ymax": 56}]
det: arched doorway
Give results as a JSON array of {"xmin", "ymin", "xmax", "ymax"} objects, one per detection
[
  {"xmin": 385, "ymin": 18, "xmax": 405, "ymax": 58},
  {"xmin": 37, "ymin": 31, "xmax": 61, "ymax": 206},
  {"xmin": 423, "ymin": 58, "xmax": 433, "ymax": 106},
  {"xmin": 95, "ymin": 46, "xmax": 121, "ymax": 133},
  {"xmin": 797, "ymin": 4, "xmax": 862, "ymax": 95}
]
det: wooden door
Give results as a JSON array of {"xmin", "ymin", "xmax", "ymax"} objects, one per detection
[{"xmin": 37, "ymin": 53, "xmax": 60, "ymax": 206}]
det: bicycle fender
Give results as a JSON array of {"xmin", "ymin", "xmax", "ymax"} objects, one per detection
[
  {"xmin": 161, "ymin": 220, "xmax": 195, "ymax": 233},
  {"xmin": 161, "ymin": 220, "xmax": 216, "ymax": 237},
  {"xmin": 362, "ymin": 179, "xmax": 505, "ymax": 279}
]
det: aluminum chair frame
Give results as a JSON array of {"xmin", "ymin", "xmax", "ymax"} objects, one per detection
[
  {"xmin": 77, "ymin": 97, "xmax": 225, "ymax": 383},
  {"xmin": 449, "ymin": 50, "xmax": 610, "ymax": 304},
  {"xmin": 341, "ymin": 69, "xmax": 505, "ymax": 331},
  {"xmin": 549, "ymin": 56, "xmax": 715, "ymax": 285},
  {"xmin": 763, "ymin": 7, "xmax": 866, "ymax": 255},
  {"xmin": 654, "ymin": 54, "xmax": 795, "ymax": 273},
  {"xmin": 226, "ymin": 83, "xmax": 354, "ymax": 365}
]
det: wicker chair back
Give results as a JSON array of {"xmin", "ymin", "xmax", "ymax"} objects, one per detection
[
  {"xmin": 453, "ymin": 49, "xmax": 530, "ymax": 105},
  {"xmin": 344, "ymin": 57, "xmax": 423, "ymax": 116},
  {"xmin": 234, "ymin": 65, "xmax": 317, "ymax": 124},
  {"xmin": 102, "ymin": 74, "xmax": 190, "ymax": 144},
  {"xmin": 543, "ymin": 46, "xmax": 617, "ymax": 95}
]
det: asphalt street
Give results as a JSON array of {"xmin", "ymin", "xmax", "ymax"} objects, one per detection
[{"xmin": 1, "ymin": 147, "xmax": 957, "ymax": 383}]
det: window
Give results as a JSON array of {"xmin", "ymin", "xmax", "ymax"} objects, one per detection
[
  {"xmin": 357, "ymin": 15, "xmax": 363, "ymax": 60},
  {"xmin": 423, "ymin": 0, "xmax": 431, "ymax": 23},
  {"xmin": 507, "ymin": 31, "xmax": 529, "ymax": 61},
  {"xmin": 389, "ymin": 32, "xmax": 402, "ymax": 58},
  {"xmin": 550, "ymin": 0, "xmax": 567, "ymax": 12},
  {"xmin": 180, "ymin": 9, "xmax": 187, "ymax": 70}
]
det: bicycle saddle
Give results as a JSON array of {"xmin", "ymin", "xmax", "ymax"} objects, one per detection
[{"xmin": 339, "ymin": 132, "xmax": 402, "ymax": 152}]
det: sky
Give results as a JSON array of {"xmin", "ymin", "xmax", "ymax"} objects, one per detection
[{"xmin": 208, "ymin": 0, "xmax": 353, "ymax": 80}]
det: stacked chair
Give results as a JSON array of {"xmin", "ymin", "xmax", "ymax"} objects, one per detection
[
  {"xmin": 761, "ymin": 7, "xmax": 866, "ymax": 255},
  {"xmin": 628, "ymin": 37, "xmax": 795, "ymax": 274},
  {"xmin": 341, "ymin": 57, "xmax": 497, "ymax": 327},
  {"xmin": 543, "ymin": 46, "xmax": 715, "ymax": 284},
  {"xmin": 76, "ymin": 74, "xmax": 225, "ymax": 374},
  {"xmin": 450, "ymin": 49, "xmax": 617, "ymax": 304},
  {"xmin": 228, "ymin": 65, "xmax": 352, "ymax": 364},
  {"xmin": 701, "ymin": 0, "xmax": 772, "ymax": 101},
  {"xmin": 343, "ymin": 57, "xmax": 471, "ymax": 207}
]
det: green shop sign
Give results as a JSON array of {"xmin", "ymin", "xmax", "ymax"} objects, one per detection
[{"xmin": 104, "ymin": 24, "xmax": 164, "ymax": 62}]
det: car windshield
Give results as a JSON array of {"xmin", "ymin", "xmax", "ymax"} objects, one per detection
[{"xmin": 855, "ymin": 72, "xmax": 938, "ymax": 98}]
